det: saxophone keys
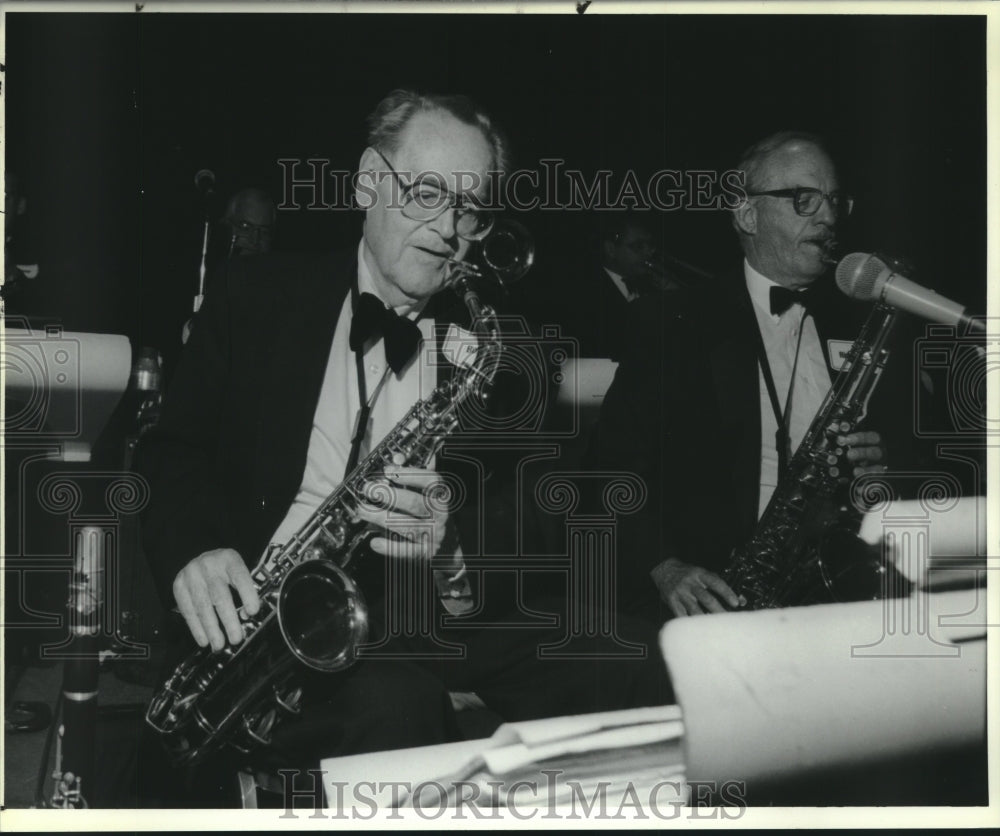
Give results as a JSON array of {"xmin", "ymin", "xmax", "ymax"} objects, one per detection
[
  {"xmin": 306, "ymin": 521, "xmax": 350, "ymax": 559},
  {"xmin": 328, "ymin": 522, "xmax": 347, "ymax": 549},
  {"xmin": 274, "ymin": 685, "xmax": 303, "ymax": 716},
  {"xmin": 244, "ymin": 708, "xmax": 277, "ymax": 747}
]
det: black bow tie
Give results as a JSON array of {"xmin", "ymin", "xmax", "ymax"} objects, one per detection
[
  {"xmin": 769, "ymin": 285, "xmax": 818, "ymax": 316},
  {"xmin": 349, "ymin": 292, "xmax": 422, "ymax": 374}
]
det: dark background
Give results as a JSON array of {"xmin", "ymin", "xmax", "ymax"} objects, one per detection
[{"xmin": 4, "ymin": 11, "xmax": 988, "ymax": 376}]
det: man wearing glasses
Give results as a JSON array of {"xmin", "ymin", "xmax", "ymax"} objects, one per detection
[
  {"xmin": 140, "ymin": 89, "xmax": 669, "ymax": 804},
  {"xmin": 589, "ymin": 131, "xmax": 889, "ymax": 620}
]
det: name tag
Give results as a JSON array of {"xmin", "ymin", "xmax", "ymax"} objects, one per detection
[
  {"xmin": 441, "ymin": 323, "xmax": 479, "ymax": 370},
  {"xmin": 827, "ymin": 339, "xmax": 854, "ymax": 371}
]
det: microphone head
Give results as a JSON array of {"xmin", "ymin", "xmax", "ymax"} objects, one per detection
[
  {"xmin": 836, "ymin": 252, "xmax": 887, "ymax": 301},
  {"xmin": 194, "ymin": 169, "xmax": 216, "ymax": 191}
]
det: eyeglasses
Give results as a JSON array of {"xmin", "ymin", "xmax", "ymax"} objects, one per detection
[
  {"xmin": 747, "ymin": 187, "xmax": 854, "ymax": 218},
  {"xmin": 229, "ymin": 220, "xmax": 272, "ymax": 242},
  {"xmin": 370, "ymin": 147, "xmax": 493, "ymax": 241}
]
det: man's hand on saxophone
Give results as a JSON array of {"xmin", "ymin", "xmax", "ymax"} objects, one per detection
[
  {"xmin": 838, "ymin": 429, "xmax": 887, "ymax": 477},
  {"xmin": 355, "ymin": 464, "xmax": 462, "ymax": 572},
  {"xmin": 647, "ymin": 429, "xmax": 885, "ymax": 619},
  {"xmin": 172, "ymin": 549, "xmax": 261, "ymax": 652},
  {"xmin": 650, "ymin": 558, "xmax": 745, "ymax": 618},
  {"xmin": 171, "ymin": 464, "xmax": 465, "ymax": 653},
  {"xmin": 355, "ymin": 464, "xmax": 472, "ymax": 613}
]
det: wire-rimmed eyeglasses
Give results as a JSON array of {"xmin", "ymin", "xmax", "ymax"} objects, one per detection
[{"xmin": 370, "ymin": 147, "xmax": 493, "ymax": 241}]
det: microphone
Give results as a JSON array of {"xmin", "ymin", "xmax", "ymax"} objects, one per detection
[
  {"xmin": 194, "ymin": 169, "xmax": 216, "ymax": 196},
  {"xmin": 836, "ymin": 252, "xmax": 985, "ymax": 335}
]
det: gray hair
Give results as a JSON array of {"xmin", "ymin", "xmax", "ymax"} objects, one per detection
[
  {"xmin": 365, "ymin": 88, "xmax": 511, "ymax": 176},
  {"xmin": 735, "ymin": 130, "xmax": 830, "ymax": 192}
]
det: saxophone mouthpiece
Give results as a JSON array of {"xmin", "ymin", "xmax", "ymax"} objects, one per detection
[{"xmin": 820, "ymin": 239, "xmax": 840, "ymax": 265}]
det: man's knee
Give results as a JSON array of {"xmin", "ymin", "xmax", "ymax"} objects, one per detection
[{"xmin": 269, "ymin": 660, "xmax": 459, "ymax": 763}]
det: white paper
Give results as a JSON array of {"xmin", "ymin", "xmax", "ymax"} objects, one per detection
[
  {"xmin": 556, "ymin": 357, "xmax": 619, "ymax": 406},
  {"xmin": 660, "ymin": 589, "xmax": 987, "ymax": 787}
]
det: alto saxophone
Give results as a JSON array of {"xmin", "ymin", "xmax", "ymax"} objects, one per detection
[
  {"xmin": 146, "ymin": 223, "xmax": 533, "ymax": 766},
  {"xmin": 724, "ymin": 298, "xmax": 899, "ymax": 610}
]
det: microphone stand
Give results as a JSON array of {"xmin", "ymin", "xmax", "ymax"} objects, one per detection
[
  {"xmin": 184, "ymin": 183, "xmax": 215, "ymax": 344},
  {"xmin": 195, "ymin": 219, "xmax": 209, "ymax": 316}
]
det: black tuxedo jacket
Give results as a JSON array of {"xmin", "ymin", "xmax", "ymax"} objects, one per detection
[
  {"xmin": 574, "ymin": 264, "xmax": 637, "ymax": 361},
  {"xmin": 139, "ymin": 249, "xmax": 528, "ymax": 610},
  {"xmin": 586, "ymin": 267, "xmax": 918, "ymax": 608}
]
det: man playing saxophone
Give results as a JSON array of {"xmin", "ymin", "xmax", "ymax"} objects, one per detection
[
  {"xmin": 140, "ymin": 89, "xmax": 671, "ymax": 805},
  {"xmin": 589, "ymin": 131, "xmax": 893, "ymax": 619}
]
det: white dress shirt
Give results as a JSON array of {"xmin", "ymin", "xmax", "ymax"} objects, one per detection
[
  {"xmin": 744, "ymin": 260, "xmax": 832, "ymax": 518},
  {"xmin": 604, "ymin": 267, "xmax": 638, "ymax": 302}
]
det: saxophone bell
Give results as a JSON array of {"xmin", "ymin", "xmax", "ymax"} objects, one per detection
[{"xmin": 277, "ymin": 559, "xmax": 368, "ymax": 672}]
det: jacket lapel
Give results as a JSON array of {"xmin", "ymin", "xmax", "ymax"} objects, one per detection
[
  {"xmin": 256, "ymin": 252, "xmax": 355, "ymax": 516},
  {"xmin": 708, "ymin": 272, "xmax": 764, "ymax": 534}
]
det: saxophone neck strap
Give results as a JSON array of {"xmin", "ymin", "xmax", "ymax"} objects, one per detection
[
  {"xmin": 344, "ymin": 281, "xmax": 434, "ymax": 478},
  {"xmin": 753, "ymin": 309, "xmax": 809, "ymax": 474}
]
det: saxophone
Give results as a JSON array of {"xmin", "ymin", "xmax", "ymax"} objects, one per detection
[
  {"xmin": 146, "ymin": 223, "xmax": 533, "ymax": 766},
  {"xmin": 724, "ymin": 296, "xmax": 899, "ymax": 610}
]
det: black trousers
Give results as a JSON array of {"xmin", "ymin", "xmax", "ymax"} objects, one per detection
[{"xmin": 267, "ymin": 593, "xmax": 672, "ymax": 759}]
